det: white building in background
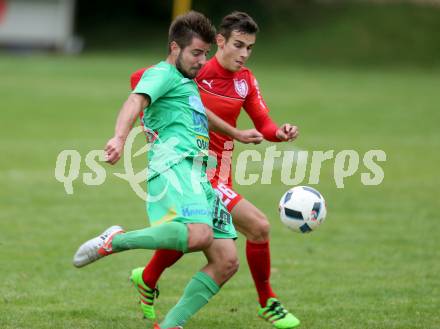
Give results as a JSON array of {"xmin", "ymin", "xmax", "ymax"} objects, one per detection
[{"xmin": 0, "ymin": 0, "xmax": 82, "ymax": 53}]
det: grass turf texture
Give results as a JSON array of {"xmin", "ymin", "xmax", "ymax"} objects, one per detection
[{"xmin": 0, "ymin": 52, "xmax": 439, "ymax": 329}]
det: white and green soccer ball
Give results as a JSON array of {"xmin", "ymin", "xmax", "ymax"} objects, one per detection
[{"xmin": 279, "ymin": 186, "xmax": 327, "ymax": 233}]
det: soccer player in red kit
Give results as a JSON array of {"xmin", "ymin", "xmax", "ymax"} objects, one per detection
[{"xmin": 130, "ymin": 12, "xmax": 300, "ymax": 329}]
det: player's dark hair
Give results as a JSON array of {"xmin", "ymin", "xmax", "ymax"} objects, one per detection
[
  {"xmin": 168, "ymin": 11, "xmax": 216, "ymax": 53},
  {"xmin": 218, "ymin": 11, "xmax": 259, "ymax": 41}
]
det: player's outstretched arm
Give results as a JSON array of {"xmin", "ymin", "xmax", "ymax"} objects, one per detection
[
  {"xmin": 244, "ymin": 72, "xmax": 299, "ymax": 143},
  {"xmin": 206, "ymin": 108, "xmax": 263, "ymax": 144},
  {"xmin": 105, "ymin": 93, "xmax": 150, "ymax": 165}
]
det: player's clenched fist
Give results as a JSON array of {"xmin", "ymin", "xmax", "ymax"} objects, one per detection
[
  {"xmin": 276, "ymin": 124, "xmax": 299, "ymax": 142},
  {"xmin": 105, "ymin": 136, "xmax": 125, "ymax": 165}
]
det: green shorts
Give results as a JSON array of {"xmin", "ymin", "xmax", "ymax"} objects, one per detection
[{"xmin": 146, "ymin": 158, "xmax": 237, "ymax": 239}]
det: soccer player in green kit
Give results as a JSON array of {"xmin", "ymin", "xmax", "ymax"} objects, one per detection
[
  {"xmin": 129, "ymin": 12, "xmax": 300, "ymax": 329},
  {"xmin": 73, "ymin": 11, "xmax": 261, "ymax": 329}
]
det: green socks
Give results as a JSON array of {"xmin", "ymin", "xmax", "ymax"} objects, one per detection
[
  {"xmin": 111, "ymin": 225, "xmax": 219, "ymax": 328},
  {"xmin": 111, "ymin": 222, "xmax": 188, "ymax": 253},
  {"xmin": 160, "ymin": 271, "xmax": 220, "ymax": 328}
]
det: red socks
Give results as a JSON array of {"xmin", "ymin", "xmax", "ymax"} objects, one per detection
[
  {"xmin": 142, "ymin": 242, "xmax": 276, "ymax": 308},
  {"xmin": 246, "ymin": 240, "xmax": 276, "ymax": 307},
  {"xmin": 142, "ymin": 249, "xmax": 184, "ymax": 288}
]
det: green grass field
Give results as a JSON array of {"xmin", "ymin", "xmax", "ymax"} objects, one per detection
[{"xmin": 0, "ymin": 52, "xmax": 439, "ymax": 329}]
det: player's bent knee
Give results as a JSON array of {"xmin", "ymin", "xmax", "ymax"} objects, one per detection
[
  {"xmin": 220, "ymin": 256, "xmax": 239, "ymax": 282},
  {"xmin": 246, "ymin": 214, "xmax": 270, "ymax": 242},
  {"xmin": 199, "ymin": 232, "xmax": 214, "ymax": 249},
  {"xmin": 257, "ymin": 217, "xmax": 270, "ymax": 238},
  {"xmin": 188, "ymin": 233, "xmax": 213, "ymax": 251},
  {"xmin": 187, "ymin": 224, "xmax": 214, "ymax": 251},
  {"xmin": 230, "ymin": 257, "xmax": 240, "ymax": 275}
]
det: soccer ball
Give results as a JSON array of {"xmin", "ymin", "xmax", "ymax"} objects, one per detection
[{"xmin": 279, "ymin": 186, "xmax": 327, "ymax": 233}]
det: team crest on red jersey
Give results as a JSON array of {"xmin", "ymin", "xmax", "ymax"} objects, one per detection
[{"xmin": 233, "ymin": 79, "xmax": 248, "ymax": 98}]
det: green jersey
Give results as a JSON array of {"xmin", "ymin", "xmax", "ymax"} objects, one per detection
[{"xmin": 133, "ymin": 61, "xmax": 210, "ymax": 180}]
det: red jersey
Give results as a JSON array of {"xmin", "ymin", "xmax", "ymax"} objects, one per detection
[
  {"xmin": 130, "ymin": 56, "xmax": 280, "ymax": 186},
  {"xmin": 195, "ymin": 56, "xmax": 279, "ymax": 185}
]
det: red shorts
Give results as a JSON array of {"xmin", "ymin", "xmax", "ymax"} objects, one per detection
[{"xmin": 210, "ymin": 179, "xmax": 243, "ymax": 212}]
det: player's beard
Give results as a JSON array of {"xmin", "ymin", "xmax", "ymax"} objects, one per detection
[{"xmin": 176, "ymin": 51, "xmax": 200, "ymax": 79}]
